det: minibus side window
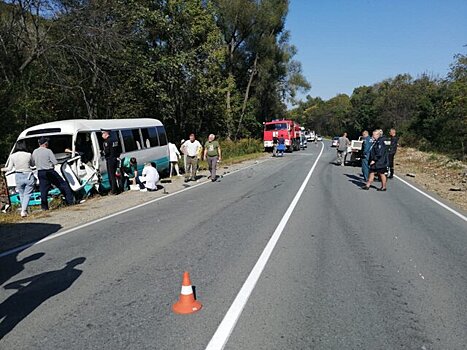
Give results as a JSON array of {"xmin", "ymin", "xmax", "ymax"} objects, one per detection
[
  {"xmin": 141, "ymin": 127, "xmax": 159, "ymax": 148},
  {"xmin": 156, "ymin": 126, "xmax": 168, "ymax": 146},
  {"xmin": 121, "ymin": 129, "xmax": 137, "ymax": 152},
  {"xmin": 132, "ymin": 129, "xmax": 142, "ymax": 150}
]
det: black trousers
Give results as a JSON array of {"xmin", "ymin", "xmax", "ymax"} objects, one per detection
[
  {"xmin": 38, "ymin": 169, "xmax": 74, "ymax": 210},
  {"xmin": 388, "ymin": 153, "xmax": 396, "ymax": 177},
  {"xmin": 106, "ymin": 158, "xmax": 120, "ymax": 194}
]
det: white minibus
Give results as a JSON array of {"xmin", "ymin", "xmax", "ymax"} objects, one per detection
[{"xmin": 4, "ymin": 118, "xmax": 169, "ymax": 206}]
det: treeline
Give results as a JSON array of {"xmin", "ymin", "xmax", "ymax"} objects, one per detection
[
  {"xmin": 289, "ymin": 53, "xmax": 467, "ymax": 159},
  {"xmin": 0, "ymin": 0, "xmax": 309, "ymax": 162}
]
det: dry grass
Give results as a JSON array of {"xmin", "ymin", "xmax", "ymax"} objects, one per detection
[{"xmin": 396, "ymin": 147, "xmax": 467, "ymax": 212}]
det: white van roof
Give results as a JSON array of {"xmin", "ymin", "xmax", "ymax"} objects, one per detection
[{"xmin": 17, "ymin": 118, "xmax": 163, "ymax": 139}]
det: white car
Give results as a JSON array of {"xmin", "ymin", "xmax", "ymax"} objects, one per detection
[
  {"xmin": 331, "ymin": 137, "xmax": 339, "ymax": 147},
  {"xmin": 316, "ymin": 135, "xmax": 323, "ymax": 141}
]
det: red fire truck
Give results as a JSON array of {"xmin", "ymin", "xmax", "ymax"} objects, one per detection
[{"xmin": 263, "ymin": 119, "xmax": 301, "ymax": 152}]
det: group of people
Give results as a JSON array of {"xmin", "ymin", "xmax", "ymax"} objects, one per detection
[
  {"xmin": 2, "ymin": 136, "xmax": 74, "ymax": 217},
  {"xmin": 179, "ymin": 133, "xmax": 222, "ymax": 183},
  {"xmin": 360, "ymin": 128, "xmax": 398, "ymax": 191},
  {"xmin": 335, "ymin": 128, "xmax": 398, "ymax": 191},
  {"xmin": 101, "ymin": 130, "xmax": 160, "ymax": 194},
  {"xmin": 272, "ymin": 136, "xmax": 286, "ymax": 157},
  {"xmin": 336, "ymin": 128, "xmax": 397, "ymax": 191},
  {"xmin": 3, "ymin": 130, "xmax": 223, "ymax": 217}
]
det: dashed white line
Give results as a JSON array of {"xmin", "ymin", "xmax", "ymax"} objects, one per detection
[{"xmin": 205, "ymin": 143, "xmax": 324, "ymax": 350}]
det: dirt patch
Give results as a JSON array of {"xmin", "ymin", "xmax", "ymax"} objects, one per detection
[{"xmin": 396, "ymin": 147, "xmax": 467, "ymax": 212}]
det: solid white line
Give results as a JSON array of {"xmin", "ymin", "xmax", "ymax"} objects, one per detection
[
  {"xmin": 395, "ymin": 175, "xmax": 467, "ymax": 223},
  {"xmin": 205, "ymin": 143, "xmax": 324, "ymax": 350},
  {"xmin": 0, "ymin": 158, "xmax": 271, "ymax": 259}
]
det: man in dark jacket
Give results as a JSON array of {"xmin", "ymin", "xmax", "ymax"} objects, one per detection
[
  {"xmin": 361, "ymin": 130, "xmax": 389, "ymax": 191},
  {"xmin": 101, "ymin": 130, "xmax": 121, "ymax": 195},
  {"xmin": 388, "ymin": 128, "xmax": 398, "ymax": 178},
  {"xmin": 361, "ymin": 130, "xmax": 372, "ymax": 182}
]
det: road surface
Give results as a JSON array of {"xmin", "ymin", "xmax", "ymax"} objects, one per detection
[{"xmin": 1, "ymin": 142, "xmax": 466, "ymax": 349}]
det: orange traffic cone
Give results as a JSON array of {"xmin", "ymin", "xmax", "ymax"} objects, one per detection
[{"xmin": 172, "ymin": 272, "xmax": 202, "ymax": 314}]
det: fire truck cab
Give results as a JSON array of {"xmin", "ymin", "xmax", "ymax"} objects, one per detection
[{"xmin": 263, "ymin": 119, "xmax": 301, "ymax": 152}]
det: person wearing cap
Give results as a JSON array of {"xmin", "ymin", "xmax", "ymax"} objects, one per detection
[
  {"xmin": 101, "ymin": 130, "xmax": 121, "ymax": 195},
  {"xmin": 32, "ymin": 137, "xmax": 74, "ymax": 210}
]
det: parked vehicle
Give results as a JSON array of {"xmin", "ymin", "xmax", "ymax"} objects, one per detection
[
  {"xmin": 263, "ymin": 119, "xmax": 301, "ymax": 152},
  {"xmin": 331, "ymin": 137, "xmax": 339, "ymax": 147},
  {"xmin": 300, "ymin": 127, "xmax": 307, "ymax": 149},
  {"xmin": 345, "ymin": 136, "xmax": 364, "ymax": 166},
  {"xmin": 305, "ymin": 130, "xmax": 316, "ymax": 142},
  {"xmin": 4, "ymin": 118, "xmax": 169, "ymax": 206}
]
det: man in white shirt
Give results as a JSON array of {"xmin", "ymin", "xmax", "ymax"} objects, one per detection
[
  {"xmin": 181, "ymin": 134, "xmax": 202, "ymax": 182},
  {"xmin": 139, "ymin": 162, "xmax": 160, "ymax": 192}
]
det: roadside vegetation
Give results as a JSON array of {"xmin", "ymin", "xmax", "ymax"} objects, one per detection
[
  {"xmin": 288, "ymin": 53, "xmax": 467, "ymax": 160},
  {"xmin": 396, "ymin": 147, "xmax": 467, "ymax": 212},
  {"xmin": 0, "ymin": 0, "xmax": 309, "ymax": 163}
]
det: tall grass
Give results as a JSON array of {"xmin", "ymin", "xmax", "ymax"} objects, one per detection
[{"xmin": 219, "ymin": 138, "xmax": 263, "ymax": 159}]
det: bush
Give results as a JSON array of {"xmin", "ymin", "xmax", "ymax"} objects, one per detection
[{"xmin": 218, "ymin": 138, "xmax": 263, "ymax": 159}]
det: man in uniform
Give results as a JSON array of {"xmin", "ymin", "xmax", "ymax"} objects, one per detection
[
  {"xmin": 388, "ymin": 128, "xmax": 399, "ymax": 179},
  {"xmin": 361, "ymin": 130, "xmax": 372, "ymax": 182},
  {"xmin": 101, "ymin": 130, "xmax": 121, "ymax": 194}
]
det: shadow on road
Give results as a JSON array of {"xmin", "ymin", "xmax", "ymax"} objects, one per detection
[
  {"xmin": 0, "ymin": 223, "xmax": 62, "ymax": 288},
  {"xmin": 0, "ymin": 252, "xmax": 45, "ymax": 287},
  {"xmin": 0, "ymin": 223, "xmax": 62, "ymax": 254},
  {"xmin": 0, "ymin": 257, "xmax": 86, "ymax": 340},
  {"xmin": 344, "ymin": 173, "xmax": 366, "ymax": 188}
]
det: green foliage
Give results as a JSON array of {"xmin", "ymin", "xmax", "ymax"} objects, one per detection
[
  {"xmin": 219, "ymin": 138, "xmax": 263, "ymax": 159},
  {"xmin": 0, "ymin": 0, "xmax": 309, "ymax": 162},
  {"xmin": 288, "ymin": 53, "xmax": 467, "ymax": 159}
]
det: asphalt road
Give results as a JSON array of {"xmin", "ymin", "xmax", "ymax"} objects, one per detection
[{"xmin": 1, "ymin": 142, "xmax": 466, "ymax": 350}]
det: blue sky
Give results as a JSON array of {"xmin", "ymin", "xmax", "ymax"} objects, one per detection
[{"xmin": 286, "ymin": 0, "xmax": 467, "ymax": 101}]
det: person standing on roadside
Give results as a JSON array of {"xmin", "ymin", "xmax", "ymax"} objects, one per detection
[
  {"xmin": 388, "ymin": 128, "xmax": 398, "ymax": 179},
  {"xmin": 32, "ymin": 137, "xmax": 74, "ymax": 210},
  {"xmin": 361, "ymin": 130, "xmax": 372, "ymax": 182},
  {"xmin": 168, "ymin": 142, "xmax": 182, "ymax": 177},
  {"xmin": 1, "ymin": 143, "xmax": 35, "ymax": 217},
  {"xmin": 272, "ymin": 135, "xmax": 278, "ymax": 157},
  {"xmin": 101, "ymin": 130, "xmax": 121, "ymax": 195},
  {"xmin": 204, "ymin": 134, "xmax": 222, "ymax": 182},
  {"xmin": 361, "ymin": 130, "xmax": 389, "ymax": 191},
  {"xmin": 181, "ymin": 134, "xmax": 202, "ymax": 182},
  {"xmin": 336, "ymin": 132, "xmax": 350, "ymax": 166}
]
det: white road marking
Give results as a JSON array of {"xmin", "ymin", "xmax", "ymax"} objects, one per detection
[
  {"xmin": 0, "ymin": 158, "xmax": 271, "ymax": 259},
  {"xmin": 395, "ymin": 175, "xmax": 467, "ymax": 223},
  {"xmin": 205, "ymin": 143, "xmax": 325, "ymax": 350}
]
